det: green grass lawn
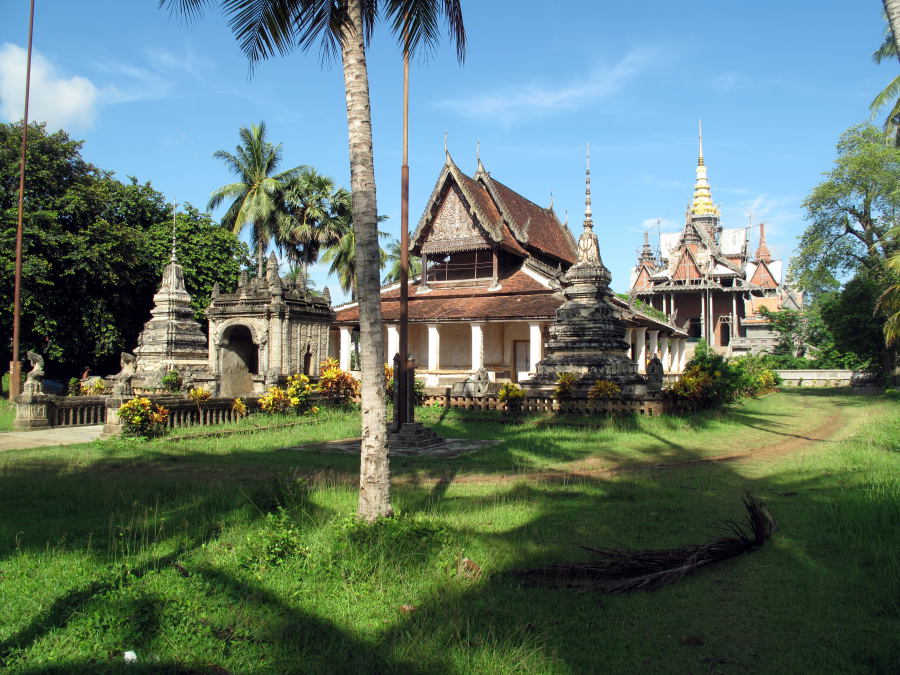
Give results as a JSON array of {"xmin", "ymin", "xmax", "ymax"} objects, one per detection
[{"xmin": 0, "ymin": 389, "xmax": 897, "ymax": 673}]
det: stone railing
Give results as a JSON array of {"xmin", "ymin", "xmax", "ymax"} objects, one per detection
[
  {"xmin": 14, "ymin": 393, "xmax": 107, "ymax": 431},
  {"xmin": 774, "ymin": 369, "xmax": 870, "ymax": 387},
  {"xmin": 14, "ymin": 392, "xmax": 262, "ymax": 435},
  {"xmin": 420, "ymin": 392, "xmax": 698, "ymax": 416}
]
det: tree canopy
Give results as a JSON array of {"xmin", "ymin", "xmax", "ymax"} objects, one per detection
[
  {"xmin": 794, "ymin": 124, "xmax": 900, "ymax": 296},
  {"xmin": 1, "ymin": 121, "xmax": 249, "ymax": 379}
]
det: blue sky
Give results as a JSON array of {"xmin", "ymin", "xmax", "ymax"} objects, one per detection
[{"xmin": 1, "ymin": 2, "xmax": 893, "ymax": 304}]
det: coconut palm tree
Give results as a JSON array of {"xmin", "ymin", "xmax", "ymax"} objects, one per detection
[
  {"xmin": 876, "ymin": 228, "xmax": 900, "ymax": 346},
  {"xmin": 321, "ymin": 196, "xmax": 389, "ymax": 300},
  {"xmin": 279, "ymin": 169, "xmax": 347, "ymax": 280},
  {"xmin": 208, "ymin": 122, "xmax": 304, "ymax": 277},
  {"xmin": 885, "ymin": 1, "xmax": 900, "ymax": 64},
  {"xmin": 161, "ymin": 0, "xmax": 465, "ymax": 521},
  {"xmin": 383, "ymin": 238, "xmax": 421, "ymax": 284}
]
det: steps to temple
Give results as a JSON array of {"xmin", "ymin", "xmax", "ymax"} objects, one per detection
[{"xmin": 388, "ymin": 422, "xmax": 445, "ymax": 450}]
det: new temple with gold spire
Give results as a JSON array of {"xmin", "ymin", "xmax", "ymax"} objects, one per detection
[{"xmin": 630, "ymin": 123, "xmax": 800, "ymax": 354}]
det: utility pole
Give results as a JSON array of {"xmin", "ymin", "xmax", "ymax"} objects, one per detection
[
  {"xmin": 397, "ymin": 28, "xmax": 411, "ymax": 426},
  {"xmin": 10, "ymin": 0, "xmax": 36, "ymax": 401}
]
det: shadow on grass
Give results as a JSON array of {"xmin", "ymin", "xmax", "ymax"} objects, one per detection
[{"xmin": 0, "ymin": 390, "xmax": 896, "ymax": 673}]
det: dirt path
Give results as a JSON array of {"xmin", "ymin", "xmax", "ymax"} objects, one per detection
[{"xmin": 418, "ymin": 402, "xmax": 851, "ymax": 487}]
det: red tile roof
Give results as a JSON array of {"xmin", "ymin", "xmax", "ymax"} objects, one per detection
[
  {"xmin": 334, "ymin": 268, "xmax": 684, "ymax": 335},
  {"xmin": 485, "ymin": 176, "xmax": 576, "ymax": 264}
]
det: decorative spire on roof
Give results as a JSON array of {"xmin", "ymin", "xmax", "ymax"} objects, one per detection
[
  {"xmin": 690, "ymin": 120, "xmax": 720, "ymax": 218},
  {"xmin": 170, "ymin": 202, "xmax": 179, "ymax": 263},
  {"xmin": 639, "ymin": 230, "xmax": 655, "ymax": 263},
  {"xmin": 755, "ymin": 222, "xmax": 772, "ymax": 263}
]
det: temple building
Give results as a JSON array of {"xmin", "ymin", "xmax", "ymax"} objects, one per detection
[
  {"xmin": 629, "ymin": 125, "xmax": 801, "ymax": 354},
  {"xmin": 331, "ymin": 152, "xmax": 688, "ymax": 386}
]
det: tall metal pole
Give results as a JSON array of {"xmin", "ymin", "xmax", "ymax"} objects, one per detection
[
  {"xmin": 10, "ymin": 0, "xmax": 36, "ymax": 401},
  {"xmin": 397, "ymin": 40, "xmax": 410, "ymax": 425}
]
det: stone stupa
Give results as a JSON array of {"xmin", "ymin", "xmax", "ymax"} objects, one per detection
[
  {"xmin": 133, "ymin": 223, "xmax": 210, "ymax": 385},
  {"xmin": 523, "ymin": 145, "xmax": 647, "ymax": 397}
]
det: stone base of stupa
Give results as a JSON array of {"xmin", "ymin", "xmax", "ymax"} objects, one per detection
[{"xmin": 522, "ymin": 352, "xmax": 648, "ymax": 398}]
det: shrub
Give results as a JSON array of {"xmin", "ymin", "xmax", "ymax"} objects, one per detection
[
  {"xmin": 317, "ymin": 359, "xmax": 360, "ymax": 404},
  {"xmin": 187, "ymin": 387, "xmax": 211, "ymax": 405},
  {"xmin": 80, "ymin": 380, "xmax": 108, "ymax": 396},
  {"xmin": 161, "ymin": 369, "xmax": 182, "ymax": 393},
  {"xmin": 259, "ymin": 386, "xmax": 291, "ymax": 415},
  {"xmin": 667, "ymin": 341, "xmax": 779, "ymax": 405},
  {"xmin": 588, "ymin": 379, "xmax": 621, "ymax": 400},
  {"xmin": 384, "ymin": 362, "xmax": 395, "ymax": 398},
  {"xmin": 666, "ymin": 364, "xmax": 715, "ymax": 401},
  {"xmin": 554, "ymin": 372, "xmax": 578, "ymax": 400},
  {"xmin": 730, "ymin": 354, "xmax": 779, "ymax": 397},
  {"xmin": 498, "ymin": 382, "xmax": 524, "ymax": 406},
  {"xmin": 286, "ymin": 373, "xmax": 314, "ymax": 412},
  {"xmin": 117, "ymin": 396, "xmax": 169, "ymax": 438},
  {"xmin": 243, "ymin": 507, "xmax": 309, "ymax": 569},
  {"xmin": 232, "ymin": 397, "xmax": 247, "ymax": 417},
  {"xmin": 67, "ymin": 377, "xmax": 80, "ymax": 397}
]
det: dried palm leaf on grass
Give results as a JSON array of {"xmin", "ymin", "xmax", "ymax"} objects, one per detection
[{"xmin": 510, "ymin": 493, "xmax": 776, "ymax": 593}]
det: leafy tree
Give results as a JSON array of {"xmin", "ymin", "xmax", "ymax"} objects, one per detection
[
  {"xmin": 162, "ymin": 0, "xmax": 465, "ymax": 521},
  {"xmin": 794, "ymin": 124, "xmax": 900, "ymax": 295},
  {"xmin": 759, "ymin": 307, "xmax": 807, "ymax": 358},
  {"xmin": 0, "ymin": 121, "xmax": 248, "ymax": 379},
  {"xmin": 208, "ymin": 122, "xmax": 304, "ymax": 278}
]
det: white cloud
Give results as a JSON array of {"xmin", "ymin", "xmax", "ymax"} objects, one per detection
[
  {"xmin": 435, "ymin": 48, "xmax": 656, "ymax": 123},
  {"xmin": 0, "ymin": 43, "xmax": 98, "ymax": 130}
]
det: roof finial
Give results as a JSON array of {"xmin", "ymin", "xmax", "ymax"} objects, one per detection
[
  {"xmin": 698, "ymin": 119, "xmax": 704, "ymax": 166},
  {"xmin": 689, "ymin": 122, "xmax": 719, "ymax": 218},
  {"xmin": 443, "ymin": 129, "xmax": 448, "ymax": 155},
  {"xmin": 584, "ymin": 142, "xmax": 592, "ymax": 229},
  {"xmin": 170, "ymin": 202, "xmax": 178, "ymax": 262},
  {"xmin": 755, "ymin": 222, "xmax": 772, "ymax": 263},
  {"xmin": 476, "ymin": 138, "xmax": 481, "ymax": 166},
  {"xmin": 549, "ymin": 189, "xmax": 554, "ymax": 210}
]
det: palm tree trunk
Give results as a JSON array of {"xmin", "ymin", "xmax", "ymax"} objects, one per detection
[
  {"xmin": 341, "ymin": 0, "xmax": 392, "ymax": 521},
  {"xmin": 886, "ymin": 0, "xmax": 900, "ymax": 65}
]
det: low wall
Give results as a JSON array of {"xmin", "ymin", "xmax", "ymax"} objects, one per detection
[
  {"xmin": 421, "ymin": 392, "xmax": 698, "ymax": 416},
  {"xmin": 774, "ymin": 369, "xmax": 861, "ymax": 387},
  {"xmin": 14, "ymin": 392, "xmax": 261, "ymax": 434}
]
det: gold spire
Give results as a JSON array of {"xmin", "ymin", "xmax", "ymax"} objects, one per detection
[{"xmin": 690, "ymin": 120, "xmax": 720, "ymax": 217}]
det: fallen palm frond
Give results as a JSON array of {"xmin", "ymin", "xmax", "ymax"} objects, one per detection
[{"xmin": 510, "ymin": 493, "xmax": 776, "ymax": 593}]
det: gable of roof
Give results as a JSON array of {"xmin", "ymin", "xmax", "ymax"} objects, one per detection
[
  {"xmin": 672, "ymin": 246, "xmax": 703, "ymax": 281},
  {"xmin": 749, "ymin": 259, "xmax": 779, "ymax": 289}
]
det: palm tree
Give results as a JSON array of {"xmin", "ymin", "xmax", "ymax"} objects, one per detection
[
  {"xmin": 383, "ymin": 238, "xmax": 421, "ymax": 284},
  {"xmin": 885, "ymin": 1, "xmax": 900, "ymax": 64},
  {"xmin": 871, "ymin": 20, "xmax": 900, "ymax": 146},
  {"xmin": 321, "ymin": 198, "xmax": 389, "ymax": 300},
  {"xmin": 876, "ymin": 228, "xmax": 900, "ymax": 346},
  {"xmin": 279, "ymin": 169, "xmax": 346, "ymax": 280},
  {"xmin": 208, "ymin": 122, "xmax": 304, "ymax": 277},
  {"xmin": 162, "ymin": 0, "xmax": 465, "ymax": 521}
]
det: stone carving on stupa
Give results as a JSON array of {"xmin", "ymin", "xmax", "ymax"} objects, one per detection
[{"xmin": 523, "ymin": 145, "xmax": 647, "ymax": 397}]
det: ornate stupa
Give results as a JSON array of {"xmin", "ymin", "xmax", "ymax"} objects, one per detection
[
  {"xmin": 523, "ymin": 146, "xmax": 646, "ymax": 396},
  {"xmin": 133, "ymin": 224, "xmax": 209, "ymax": 379}
]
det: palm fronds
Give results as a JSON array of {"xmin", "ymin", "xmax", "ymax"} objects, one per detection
[{"xmin": 510, "ymin": 493, "xmax": 776, "ymax": 593}]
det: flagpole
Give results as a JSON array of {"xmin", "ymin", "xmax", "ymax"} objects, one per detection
[
  {"xmin": 397, "ymin": 31, "xmax": 410, "ymax": 425},
  {"xmin": 10, "ymin": 0, "xmax": 36, "ymax": 401}
]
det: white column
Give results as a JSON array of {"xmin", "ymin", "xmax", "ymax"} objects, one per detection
[
  {"xmin": 700, "ymin": 292, "xmax": 706, "ymax": 342},
  {"xmin": 427, "ymin": 323, "xmax": 440, "ymax": 372},
  {"xmin": 387, "ymin": 324, "xmax": 400, "ymax": 363},
  {"xmin": 635, "ymin": 327, "xmax": 647, "ymax": 373},
  {"xmin": 731, "ymin": 293, "xmax": 737, "ymax": 338},
  {"xmin": 339, "ymin": 326, "xmax": 352, "ymax": 372},
  {"xmin": 659, "ymin": 336, "xmax": 670, "ymax": 372},
  {"xmin": 647, "ymin": 329, "xmax": 659, "ymax": 362},
  {"xmin": 677, "ymin": 339, "xmax": 687, "ymax": 372},
  {"xmin": 470, "ymin": 322, "xmax": 485, "ymax": 371},
  {"xmin": 662, "ymin": 294, "xmax": 667, "ymax": 315},
  {"xmin": 528, "ymin": 322, "xmax": 542, "ymax": 374},
  {"xmin": 624, "ymin": 327, "xmax": 634, "ymax": 360}
]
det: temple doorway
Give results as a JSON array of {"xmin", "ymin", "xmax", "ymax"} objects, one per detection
[{"xmin": 220, "ymin": 325, "xmax": 258, "ymax": 396}]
